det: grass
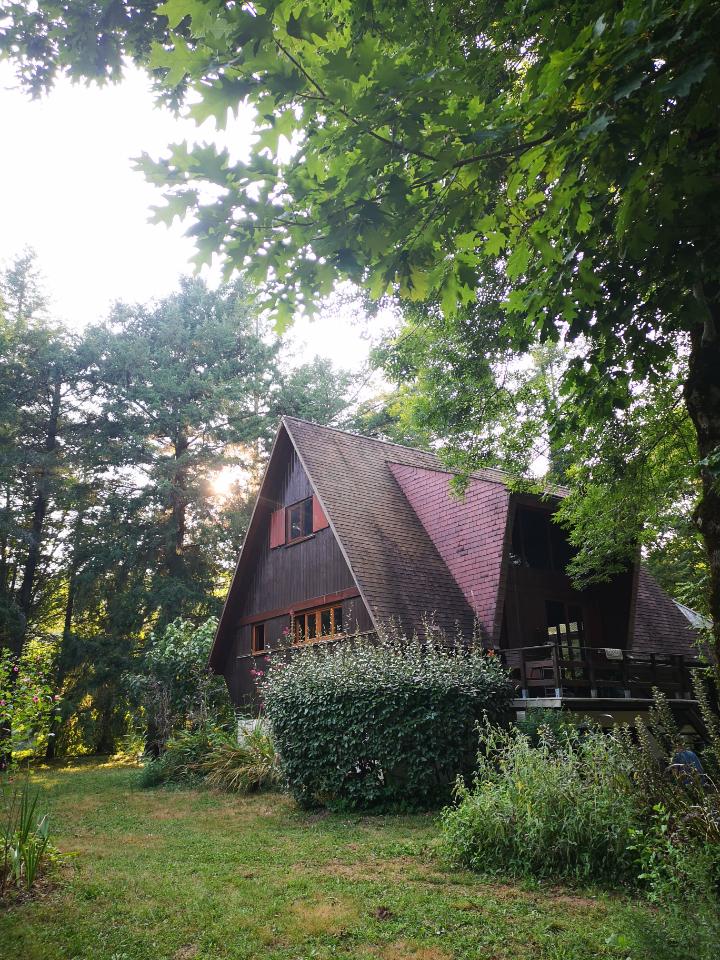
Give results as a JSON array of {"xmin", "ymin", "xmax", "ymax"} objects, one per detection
[{"xmin": 0, "ymin": 760, "xmax": 693, "ymax": 960}]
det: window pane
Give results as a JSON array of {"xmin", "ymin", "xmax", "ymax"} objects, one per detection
[
  {"xmin": 333, "ymin": 606, "xmax": 343, "ymax": 635},
  {"xmin": 254, "ymin": 623, "xmax": 265, "ymax": 651},
  {"xmin": 521, "ymin": 509, "xmax": 550, "ymax": 568},
  {"xmin": 303, "ymin": 497, "xmax": 313, "ymax": 536},
  {"xmin": 320, "ymin": 608, "xmax": 332, "ymax": 636},
  {"xmin": 289, "ymin": 505, "xmax": 303, "ymax": 540},
  {"xmin": 307, "ymin": 612, "xmax": 317, "ymax": 639},
  {"xmin": 296, "ymin": 614, "xmax": 306, "ymax": 642}
]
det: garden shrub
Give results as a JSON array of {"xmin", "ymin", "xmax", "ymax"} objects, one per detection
[
  {"xmin": 201, "ymin": 721, "xmax": 280, "ymax": 793},
  {"xmin": 139, "ymin": 725, "xmax": 225, "ymax": 788},
  {"xmin": 441, "ymin": 721, "xmax": 639, "ymax": 884},
  {"xmin": 515, "ymin": 706, "xmax": 576, "ymax": 745},
  {"xmin": 620, "ymin": 679, "xmax": 720, "ymax": 941},
  {"xmin": 125, "ymin": 618, "xmax": 233, "ymax": 755},
  {"xmin": 261, "ymin": 634, "xmax": 513, "ymax": 810}
]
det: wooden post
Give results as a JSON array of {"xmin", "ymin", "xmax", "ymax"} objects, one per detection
[
  {"xmin": 586, "ymin": 649, "xmax": 597, "ymax": 698},
  {"xmin": 622, "ymin": 651, "xmax": 631, "ymax": 699},
  {"xmin": 550, "ymin": 643, "xmax": 561, "ymax": 698},
  {"xmin": 519, "ymin": 650, "xmax": 528, "ymax": 699}
]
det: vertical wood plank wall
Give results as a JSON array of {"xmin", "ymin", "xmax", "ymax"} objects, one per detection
[{"xmin": 225, "ymin": 446, "xmax": 373, "ymax": 707}]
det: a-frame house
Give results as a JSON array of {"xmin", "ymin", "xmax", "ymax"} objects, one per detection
[{"xmin": 210, "ymin": 418, "xmax": 700, "ymax": 719}]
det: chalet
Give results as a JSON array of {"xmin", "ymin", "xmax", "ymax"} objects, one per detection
[{"xmin": 210, "ymin": 417, "xmax": 702, "ymax": 724}]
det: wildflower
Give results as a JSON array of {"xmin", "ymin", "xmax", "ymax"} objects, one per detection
[{"xmin": 32, "ymin": 695, "xmax": 39, "ymax": 703}]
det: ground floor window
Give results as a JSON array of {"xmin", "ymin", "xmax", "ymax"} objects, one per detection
[
  {"xmin": 252, "ymin": 622, "xmax": 266, "ymax": 654},
  {"xmin": 293, "ymin": 604, "xmax": 344, "ymax": 644}
]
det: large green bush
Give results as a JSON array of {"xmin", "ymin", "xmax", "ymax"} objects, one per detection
[
  {"xmin": 441, "ymin": 721, "xmax": 639, "ymax": 884},
  {"xmin": 261, "ymin": 635, "xmax": 513, "ymax": 810}
]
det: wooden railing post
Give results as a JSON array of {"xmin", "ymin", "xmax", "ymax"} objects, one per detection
[
  {"xmin": 586, "ymin": 648, "xmax": 597, "ymax": 698},
  {"xmin": 550, "ymin": 643, "xmax": 561, "ymax": 698},
  {"xmin": 621, "ymin": 651, "xmax": 631, "ymax": 698},
  {"xmin": 518, "ymin": 650, "xmax": 528, "ymax": 699}
]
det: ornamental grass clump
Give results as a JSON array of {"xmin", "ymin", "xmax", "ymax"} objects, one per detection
[
  {"xmin": 261, "ymin": 630, "xmax": 513, "ymax": 811},
  {"xmin": 139, "ymin": 725, "xmax": 225, "ymax": 788},
  {"xmin": 201, "ymin": 721, "xmax": 280, "ymax": 793},
  {"xmin": 441, "ymin": 721, "xmax": 639, "ymax": 885},
  {"xmin": 139, "ymin": 721, "xmax": 281, "ymax": 794}
]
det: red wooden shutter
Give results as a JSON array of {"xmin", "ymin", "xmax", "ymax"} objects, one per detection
[
  {"xmin": 312, "ymin": 495, "xmax": 329, "ymax": 532},
  {"xmin": 269, "ymin": 507, "xmax": 285, "ymax": 548}
]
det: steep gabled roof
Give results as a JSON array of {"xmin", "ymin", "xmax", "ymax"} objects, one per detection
[{"xmin": 283, "ymin": 417, "xmax": 480, "ymax": 639}]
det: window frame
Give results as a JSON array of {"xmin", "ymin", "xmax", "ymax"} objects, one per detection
[
  {"xmin": 285, "ymin": 496, "xmax": 314, "ymax": 544},
  {"xmin": 251, "ymin": 622, "xmax": 266, "ymax": 655},
  {"xmin": 292, "ymin": 604, "xmax": 344, "ymax": 646}
]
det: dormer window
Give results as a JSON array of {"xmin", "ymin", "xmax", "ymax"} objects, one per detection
[{"xmin": 287, "ymin": 497, "xmax": 313, "ymax": 543}]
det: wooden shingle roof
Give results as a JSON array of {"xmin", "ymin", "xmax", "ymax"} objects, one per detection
[{"xmin": 283, "ymin": 417, "xmax": 479, "ymax": 638}]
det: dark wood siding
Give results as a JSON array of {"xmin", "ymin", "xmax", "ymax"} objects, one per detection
[
  {"xmin": 223, "ymin": 446, "xmax": 372, "ymax": 709},
  {"xmin": 238, "ymin": 449, "xmax": 358, "ymax": 617}
]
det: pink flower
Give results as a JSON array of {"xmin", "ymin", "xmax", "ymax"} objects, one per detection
[
  {"xmin": 0, "ymin": 700, "xmax": 5, "ymax": 706},
  {"xmin": 32, "ymin": 696, "xmax": 39, "ymax": 703},
  {"xmin": 12, "ymin": 665, "xmax": 18, "ymax": 672}
]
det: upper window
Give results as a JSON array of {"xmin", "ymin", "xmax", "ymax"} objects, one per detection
[
  {"xmin": 293, "ymin": 604, "xmax": 344, "ymax": 645},
  {"xmin": 510, "ymin": 506, "xmax": 575, "ymax": 573},
  {"xmin": 286, "ymin": 497, "xmax": 314, "ymax": 543}
]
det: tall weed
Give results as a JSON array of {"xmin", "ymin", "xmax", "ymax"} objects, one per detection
[
  {"xmin": 202, "ymin": 722, "xmax": 280, "ymax": 793},
  {"xmin": 441, "ymin": 721, "xmax": 639, "ymax": 884},
  {"xmin": 1, "ymin": 774, "xmax": 52, "ymax": 895}
]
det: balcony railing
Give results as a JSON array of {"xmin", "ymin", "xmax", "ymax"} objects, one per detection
[{"xmin": 503, "ymin": 643, "xmax": 703, "ymax": 701}]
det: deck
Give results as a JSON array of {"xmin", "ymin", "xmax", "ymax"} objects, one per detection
[{"xmin": 502, "ymin": 643, "xmax": 704, "ymax": 718}]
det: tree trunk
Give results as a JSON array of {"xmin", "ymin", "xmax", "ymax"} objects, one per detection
[
  {"xmin": 684, "ymin": 300, "xmax": 720, "ymax": 663},
  {"xmin": 16, "ymin": 369, "xmax": 62, "ymax": 644},
  {"xmin": 169, "ymin": 430, "xmax": 189, "ymax": 573},
  {"xmin": 46, "ymin": 539, "xmax": 79, "ymax": 761}
]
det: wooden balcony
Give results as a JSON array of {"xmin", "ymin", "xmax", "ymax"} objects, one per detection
[{"xmin": 503, "ymin": 643, "xmax": 703, "ymax": 704}]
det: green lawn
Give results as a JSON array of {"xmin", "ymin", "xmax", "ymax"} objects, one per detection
[{"xmin": 0, "ymin": 761, "xmax": 689, "ymax": 960}]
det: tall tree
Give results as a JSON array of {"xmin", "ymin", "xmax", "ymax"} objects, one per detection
[
  {"xmin": 85, "ymin": 276, "xmax": 278, "ymax": 628},
  {"xmin": 0, "ymin": 251, "xmax": 88, "ymax": 653}
]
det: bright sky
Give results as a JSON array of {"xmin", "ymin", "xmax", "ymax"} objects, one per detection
[{"xmin": 0, "ymin": 62, "xmax": 384, "ymax": 372}]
